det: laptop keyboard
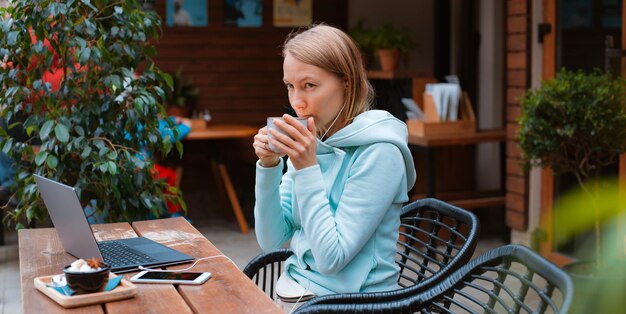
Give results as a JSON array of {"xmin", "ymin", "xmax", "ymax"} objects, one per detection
[{"xmin": 98, "ymin": 241, "xmax": 158, "ymax": 267}]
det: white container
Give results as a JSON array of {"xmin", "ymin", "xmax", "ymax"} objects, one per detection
[{"xmin": 266, "ymin": 117, "xmax": 308, "ymax": 152}]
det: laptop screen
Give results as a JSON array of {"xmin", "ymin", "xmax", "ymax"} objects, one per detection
[{"xmin": 33, "ymin": 174, "xmax": 104, "ymax": 261}]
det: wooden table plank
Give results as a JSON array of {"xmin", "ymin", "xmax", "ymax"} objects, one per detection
[
  {"xmin": 21, "ymin": 219, "xmax": 273, "ymax": 313},
  {"xmin": 19, "ymin": 228, "xmax": 103, "ymax": 314},
  {"xmin": 90, "ymin": 223, "xmax": 194, "ymax": 314},
  {"xmin": 132, "ymin": 218, "xmax": 281, "ymax": 314},
  {"xmin": 91, "ymin": 222, "xmax": 140, "ymax": 242}
]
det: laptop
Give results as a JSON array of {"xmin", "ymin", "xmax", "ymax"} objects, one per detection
[{"xmin": 33, "ymin": 174, "xmax": 194, "ymax": 273}]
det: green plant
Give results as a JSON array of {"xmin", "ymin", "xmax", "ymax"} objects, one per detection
[
  {"xmin": 165, "ymin": 68, "xmax": 199, "ymax": 109},
  {"xmin": 552, "ymin": 179, "xmax": 626, "ymax": 313},
  {"xmin": 517, "ymin": 69, "xmax": 626, "ymax": 264},
  {"xmin": 370, "ymin": 23, "xmax": 413, "ymax": 55},
  {"xmin": 349, "ymin": 19, "xmax": 375, "ymax": 54},
  {"xmin": 0, "ymin": 0, "xmax": 185, "ymax": 228}
]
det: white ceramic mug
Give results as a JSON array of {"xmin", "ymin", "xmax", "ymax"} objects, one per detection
[{"xmin": 267, "ymin": 117, "xmax": 308, "ymax": 152}]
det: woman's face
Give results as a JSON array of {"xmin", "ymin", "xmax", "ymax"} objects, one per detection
[{"xmin": 283, "ymin": 52, "xmax": 345, "ymax": 134}]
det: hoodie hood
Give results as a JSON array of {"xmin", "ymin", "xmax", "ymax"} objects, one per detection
[{"xmin": 318, "ymin": 110, "xmax": 416, "ymax": 190}]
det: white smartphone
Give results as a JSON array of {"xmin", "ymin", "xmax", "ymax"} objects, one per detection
[{"xmin": 130, "ymin": 271, "xmax": 212, "ymax": 285}]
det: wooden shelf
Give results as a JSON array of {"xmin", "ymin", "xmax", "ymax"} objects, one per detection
[
  {"xmin": 409, "ymin": 130, "xmax": 507, "ymax": 211},
  {"xmin": 448, "ymin": 197, "xmax": 505, "ymax": 209},
  {"xmin": 367, "ymin": 74, "xmax": 506, "ymax": 212},
  {"xmin": 410, "ymin": 190, "xmax": 505, "ymax": 210},
  {"xmin": 366, "ymin": 70, "xmax": 419, "ymax": 79},
  {"xmin": 408, "ymin": 129, "xmax": 506, "ymax": 147}
]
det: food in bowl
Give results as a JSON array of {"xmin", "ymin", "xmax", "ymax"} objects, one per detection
[{"xmin": 63, "ymin": 258, "xmax": 110, "ymax": 294}]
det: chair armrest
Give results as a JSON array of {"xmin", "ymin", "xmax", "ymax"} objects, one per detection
[{"xmin": 243, "ymin": 248, "xmax": 294, "ymax": 279}]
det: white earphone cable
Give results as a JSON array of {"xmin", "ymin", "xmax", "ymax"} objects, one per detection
[
  {"xmin": 288, "ymin": 279, "xmax": 312, "ymax": 314},
  {"xmin": 138, "ymin": 254, "xmax": 236, "ymax": 272},
  {"xmin": 320, "ymin": 104, "xmax": 345, "ymax": 141}
]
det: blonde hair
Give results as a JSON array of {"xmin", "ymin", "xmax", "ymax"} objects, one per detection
[{"xmin": 282, "ymin": 24, "xmax": 374, "ymax": 135}]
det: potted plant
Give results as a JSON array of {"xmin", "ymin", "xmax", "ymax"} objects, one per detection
[
  {"xmin": 370, "ymin": 23, "xmax": 413, "ymax": 72},
  {"xmin": 0, "ymin": 0, "xmax": 185, "ymax": 228},
  {"xmin": 349, "ymin": 19, "xmax": 375, "ymax": 69},
  {"xmin": 165, "ymin": 68, "xmax": 199, "ymax": 117},
  {"xmin": 517, "ymin": 69, "xmax": 626, "ymax": 312}
]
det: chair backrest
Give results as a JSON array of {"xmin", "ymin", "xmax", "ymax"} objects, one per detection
[
  {"xmin": 395, "ymin": 198, "xmax": 480, "ymax": 293},
  {"xmin": 242, "ymin": 248, "xmax": 293, "ymax": 300},
  {"xmin": 244, "ymin": 198, "xmax": 480, "ymax": 310},
  {"xmin": 297, "ymin": 245, "xmax": 573, "ymax": 314},
  {"xmin": 413, "ymin": 244, "xmax": 573, "ymax": 314},
  {"xmin": 295, "ymin": 198, "xmax": 480, "ymax": 310}
]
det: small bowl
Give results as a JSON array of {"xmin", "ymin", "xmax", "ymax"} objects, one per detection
[{"xmin": 63, "ymin": 263, "xmax": 110, "ymax": 294}]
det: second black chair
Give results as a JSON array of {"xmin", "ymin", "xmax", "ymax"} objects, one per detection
[
  {"xmin": 298, "ymin": 244, "xmax": 573, "ymax": 314},
  {"xmin": 243, "ymin": 198, "xmax": 480, "ymax": 310}
]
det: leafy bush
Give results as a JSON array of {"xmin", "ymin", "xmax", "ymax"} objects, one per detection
[
  {"xmin": 0, "ymin": 0, "xmax": 185, "ymax": 228},
  {"xmin": 518, "ymin": 69, "xmax": 626, "ymax": 181},
  {"xmin": 518, "ymin": 69, "xmax": 626, "ymax": 265}
]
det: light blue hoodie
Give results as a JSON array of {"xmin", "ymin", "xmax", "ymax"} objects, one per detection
[{"xmin": 254, "ymin": 110, "xmax": 416, "ymax": 296}]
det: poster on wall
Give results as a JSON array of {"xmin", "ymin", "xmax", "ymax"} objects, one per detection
[
  {"xmin": 166, "ymin": 0, "xmax": 208, "ymax": 27},
  {"xmin": 224, "ymin": 0, "xmax": 263, "ymax": 27},
  {"xmin": 273, "ymin": 0, "xmax": 312, "ymax": 27}
]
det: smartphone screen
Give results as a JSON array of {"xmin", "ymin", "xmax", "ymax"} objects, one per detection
[{"xmin": 138, "ymin": 271, "xmax": 204, "ymax": 281}]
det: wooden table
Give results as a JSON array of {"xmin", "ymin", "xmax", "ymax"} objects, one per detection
[
  {"xmin": 184, "ymin": 122, "xmax": 258, "ymax": 234},
  {"xmin": 408, "ymin": 129, "xmax": 507, "ymax": 209},
  {"xmin": 19, "ymin": 217, "xmax": 281, "ymax": 313}
]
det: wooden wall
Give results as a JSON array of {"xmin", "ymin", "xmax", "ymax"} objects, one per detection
[
  {"xmin": 146, "ymin": 1, "xmax": 482, "ymax": 223},
  {"xmin": 504, "ymin": 0, "xmax": 530, "ymax": 231},
  {"xmin": 148, "ymin": 0, "xmax": 348, "ymax": 221},
  {"xmin": 151, "ymin": 0, "xmax": 348, "ymax": 126}
]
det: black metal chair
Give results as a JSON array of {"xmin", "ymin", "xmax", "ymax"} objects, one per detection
[
  {"xmin": 297, "ymin": 244, "xmax": 573, "ymax": 314},
  {"xmin": 243, "ymin": 198, "xmax": 480, "ymax": 308},
  {"xmin": 243, "ymin": 248, "xmax": 294, "ymax": 301}
]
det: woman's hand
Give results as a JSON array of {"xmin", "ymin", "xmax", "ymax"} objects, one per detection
[
  {"xmin": 253, "ymin": 126, "xmax": 284, "ymax": 167},
  {"xmin": 269, "ymin": 115, "xmax": 317, "ymax": 170}
]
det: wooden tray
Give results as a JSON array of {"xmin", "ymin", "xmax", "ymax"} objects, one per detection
[{"xmin": 34, "ymin": 273, "xmax": 137, "ymax": 308}]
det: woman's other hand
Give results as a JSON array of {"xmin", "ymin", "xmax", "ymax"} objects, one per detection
[
  {"xmin": 269, "ymin": 115, "xmax": 316, "ymax": 170},
  {"xmin": 254, "ymin": 126, "xmax": 283, "ymax": 167}
]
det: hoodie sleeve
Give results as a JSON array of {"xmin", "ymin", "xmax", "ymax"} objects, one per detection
[
  {"xmin": 254, "ymin": 158, "xmax": 295, "ymax": 251},
  {"xmin": 295, "ymin": 142, "xmax": 406, "ymax": 275}
]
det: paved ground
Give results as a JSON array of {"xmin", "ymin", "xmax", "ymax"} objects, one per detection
[
  {"xmin": 0, "ymin": 229, "xmax": 19, "ymax": 314},
  {"xmin": 0, "ymin": 218, "xmax": 504, "ymax": 314}
]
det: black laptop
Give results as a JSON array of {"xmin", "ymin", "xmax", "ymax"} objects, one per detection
[{"xmin": 34, "ymin": 174, "xmax": 194, "ymax": 273}]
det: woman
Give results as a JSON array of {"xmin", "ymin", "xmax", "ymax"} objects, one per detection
[{"xmin": 252, "ymin": 24, "xmax": 416, "ymax": 309}]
